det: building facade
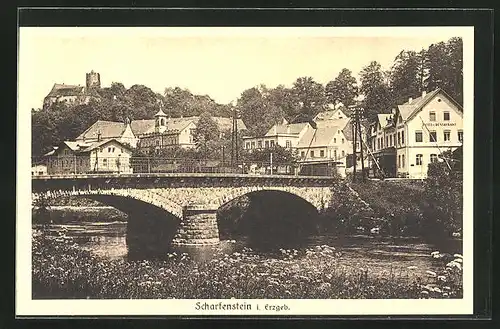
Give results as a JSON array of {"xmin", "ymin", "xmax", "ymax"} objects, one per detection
[
  {"xmin": 43, "ymin": 71, "xmax": 101, "ymax": 109},
  {"xmin": 368, "ymin": 88, "xmax": 463, "ymax": 179},
  {"xmin": 45, "ymin": 139, "xmax": 133, "ymax": 174}
]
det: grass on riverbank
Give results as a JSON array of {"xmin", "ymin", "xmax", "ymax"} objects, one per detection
[{"xmin": 32, "ymin": 229, "xmax": 463, "ymax": 299}]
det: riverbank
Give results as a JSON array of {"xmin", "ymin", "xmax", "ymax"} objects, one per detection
[{"xmin": 32, "ymin": 228, "xmax": 463, "ymax": 299}]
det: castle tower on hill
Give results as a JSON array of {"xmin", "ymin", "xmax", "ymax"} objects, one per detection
[{"xmin": 86, "ymin": 70, "xmax": 101, "ymax": 89}]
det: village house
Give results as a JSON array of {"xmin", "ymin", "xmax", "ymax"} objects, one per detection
[
  {"xmin": 44, "ymin": 139, "xmax": 133, "ymax": 175},
  {"xmin": 242, "ymin": 107, "xmax": 365, "ymax": 176},
  {"xmin": 31, "ymin": 164, "xmax": 47, "ymax": 176},
  {"xmin": 43, "ymin": 71, "xmax": 101, "ymax": 109},
  {"xmin": 76, "ymin": 109, "xmax": 247, "ymax": 153},
  {"xmin": 367, "ymin": 88, "xmax": 463, "ymax": 179}
]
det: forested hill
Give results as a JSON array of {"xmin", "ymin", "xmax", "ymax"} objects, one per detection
[{"xmin": 31, "ymin": 85, "xmax": 234, "ymax": 157}]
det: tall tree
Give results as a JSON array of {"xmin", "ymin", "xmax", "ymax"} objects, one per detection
[
  {"xmin": 325, "ymin": 68, "xmax": 358, "ymax": 107},
  {"xmin": 193, "ymin": 111, "xmax": 220, "ymax": 158},
  {"xmin": 359, "ymin": 61, "xmax": 393, "ymax": 122},
  {"xmin": 291, "ymin": 77, "xmax": 327, "ymax": 120},
  {"xmin": 389, "ymin": 50, "xmax": 424, "ymax": 105}
]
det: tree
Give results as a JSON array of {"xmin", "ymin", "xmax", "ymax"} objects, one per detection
[
  {"xmin": 359, "ymin": 61, "xmax": 393, "ymax": 122},
  {"xmin": 325, "ymin": 68, "xmax": 358, "ymax": 107},
  {"xmin": 193, "ymin": 111, "xmax": 220, "ymax": 158},
  {"xmin": 291, "ymin": 77, "xmax": 327, "ymax": 119},
  {"xmin": 389, "ymin": 50, "xmax": 424, "ymax": 105},
  {"xmin": 424, "ymin": 38, "xmax": 463, "ymax": 104}
]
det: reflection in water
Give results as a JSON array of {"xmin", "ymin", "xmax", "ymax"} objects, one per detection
[{"xmin": 41, "ymin": 221, "xmax": 455, "ymax": 273}]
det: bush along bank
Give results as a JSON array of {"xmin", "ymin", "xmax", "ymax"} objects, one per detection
[
  {"xmin": 32, "ymin": 229, "xmax": 462, "ymax": 299},
  {"xmin": 343, "ymin": 166, "xmax": 462, "ymax": 249}
]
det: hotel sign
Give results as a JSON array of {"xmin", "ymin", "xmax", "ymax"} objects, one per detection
[{"xmin": 425, "ymin": 122, "xmax": 456, "ymax": 127}]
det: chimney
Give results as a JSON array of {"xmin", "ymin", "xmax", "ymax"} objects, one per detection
[
  {"xmin": 422, "ymin": 90, "xmax": 427, "ymax": 97},
  {"xmin": 408, "ymin": 97, "xmax": 413, "ymax": 104},
  {"xmin": 97, "ymin": 130, "xmax": 102, "ymax": 142}
]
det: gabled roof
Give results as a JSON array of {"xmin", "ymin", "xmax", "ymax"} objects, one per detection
[
  {"xmin": 130, "ymin": 119, "xmax": 155, "ymax": 135},
  {"xmin": 376, "ymin": 114, "xmax": 394, "ymax": 129},
  {"xmin": 396, "ymin": 88, "xmax": 462, "ymax": 122},
  {"xmin": 76, "ymin": 120, "xmax": 127, "ymax": 140},
  {"xmin": 265, "ymin": 122, "xmax": 309, "ymax": 136},
  {"xmin": 81, "ymin": 138, "xmax": 134, "ymax": 153},
  {"xmin": 46, "ymin": 84, "xmax": 86, "ymax": 97},
  {"xmin": 296, "ymin": 125, "xmax": 340, "ymax": 148}
]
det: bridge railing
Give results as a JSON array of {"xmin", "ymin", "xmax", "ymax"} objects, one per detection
[{"xmin": 31, "ymin": 156, "xmax": 340, "ymax": 177}]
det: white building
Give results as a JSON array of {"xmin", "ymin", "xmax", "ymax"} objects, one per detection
[
  {"xmin": 44, "ymin": 139, "xmax": 134, "ymax": 174},
  {"xmin": 368, "ymin": 88, "xmax": 463, "ymax": 179}
]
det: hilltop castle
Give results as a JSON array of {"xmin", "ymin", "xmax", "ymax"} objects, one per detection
[{"xmin": 43, "ymin": 70, "xmax": 101, "ymax": 110}]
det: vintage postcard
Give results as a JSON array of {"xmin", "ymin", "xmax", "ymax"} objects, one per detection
[{"xmin": 17, "ymin": 25, "xmax": 474, "ymax": 316}]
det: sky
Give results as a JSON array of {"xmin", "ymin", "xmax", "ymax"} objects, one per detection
[{"xmin": 18, "ymin": 27, "xmax": 466, "ymax": 112}]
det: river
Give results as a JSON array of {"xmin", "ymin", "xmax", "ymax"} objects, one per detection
[{"xmin": 38, "ymin": 218, "xmax": 461, "ymax": 276}]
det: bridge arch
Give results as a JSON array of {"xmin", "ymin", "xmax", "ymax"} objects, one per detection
[
  {"xmin": 217, "ymin": 186, "xmax": 332, "ymax": 211},
  {"xmin": 32, "ymin": 188, "xmax": 183, "ymax": 219}
]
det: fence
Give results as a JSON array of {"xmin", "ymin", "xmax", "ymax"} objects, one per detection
[{"xmin": 32, "ymin": 156, "xmax": 340, "ymax": 177}]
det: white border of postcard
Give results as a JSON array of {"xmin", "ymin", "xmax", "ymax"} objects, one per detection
[{"xmin": 16, "ymin": 26, "xmax": 474, "ymax": 316}]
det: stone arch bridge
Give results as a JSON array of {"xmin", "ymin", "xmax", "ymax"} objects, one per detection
[{"xmin": 32, "ymin": 173, "xmax": 336, "ymax": 246}]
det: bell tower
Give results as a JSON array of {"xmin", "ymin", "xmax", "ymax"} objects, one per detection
[{"xmin": 86, "ymin": 70, "xmax": 101, "ymax": 89}]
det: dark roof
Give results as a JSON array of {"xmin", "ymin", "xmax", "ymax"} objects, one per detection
[
  {"xmin": 46, "ymin": 84, "xmax": 86, "ymax": 97},
  {"xmin": 76, "ymin": 120, "xmax": 127, "ymax": 140}
]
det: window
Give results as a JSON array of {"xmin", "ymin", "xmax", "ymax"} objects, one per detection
[
  {"xmin": 270, "ymin": 140, "xmax": 275, "ymax": 147},
  {"xmin": 401, "ymin": 131, "xmax": 405, "ymax": 144},
  {"xmin": 333, "ymin": 138, "xmax": 337, "ymax": 143},
  {"xmin": 320, "ymin": 150, "xmax": 325, "ymax": 157},
  {"xmin": 458, "ymin": 130, "xmax": 463, "ymax": 143},
  {"xmin": 251, "ymin": 141, "xmax": 255, "ymax": 149},
  {"xmin": 341, "ymin": 138, "xmax": 345, "ymax": 144},
  {"xmin": 398, "ymin": 155, "xmax": 401, "ymax": 168},
  {"xmin": 444, "ymin": 111, "xmax": 450, "ymax": 121},
  {"xmin": 246, "ymin": 142, "xmax": 250, "ymax": 149},
  {"xmin": 301, "ymin": 151, "xmax": 305, "ymax": 158},
  {"xmin": 265, "ymin": 141, "xmax": 269, "ymax": 148},
  {"xmin": 430, "ymin": 154, "xmax": 438, "ymax": 163},
  {"xmin": 389, "ymin": 135, "xmax": 393, "ymax": 146},
  {"xmin": 103, "ymin": 158, "xmax": 107, "ymax": 164},
  {"xmin": 397, "ymin": 132, "xmax": 401, "ymax": 145},
  {"xmin": 429, "ymin": 131, "xmax": 437, "ymax": 142},
  {"xmin": 310, "ymin": 150, "xmax": 315, "ymax": 158},
  {"xmin": 286, "ymin": 140, "xmax": 291, "ymax": 148},
  {"xmin": 402, "ymin": 154, "xmax": 405, "ymax": 167},
  {"xmin": 385, "ymin": 136, "xmax": 388, "ymax": 147},
  {"xmin": 341, "ymin": 150, "xmax": 345, "ymax": 157},
  {"xmin": 415, "ymin": 131, "xmax": 423, "ymax": 143},
  {"xmin": 257, "ymin": 141, "xmax": 262, "ymax": 148},
  {"xmin": 334, "ymin": 150, "xmax": 337, "ymax": 159},
  {"xmin": 444, "ymin": 130, "xmax": 451, "ymax": 142},
  {"xmin": 416, "ymin": 154, "xmax": 423, "ymax": 166},
  {"xmin": 108, "ymin": 147, "xmax": 111, "ymax": 152},
  {"xmin": 429, "ymin": 111, "xmax": 436, "ymax": 121}
]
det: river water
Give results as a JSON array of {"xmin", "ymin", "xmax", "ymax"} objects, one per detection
[{"xmin": 39, "ymin": 217, "xmax": 461, "ymax": 276}]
